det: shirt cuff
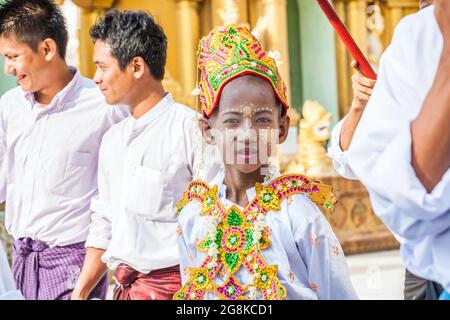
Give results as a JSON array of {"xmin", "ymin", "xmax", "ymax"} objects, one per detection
[{"xmin": 328, "ymin": 118, "xmax": 358, "ymax": 180}]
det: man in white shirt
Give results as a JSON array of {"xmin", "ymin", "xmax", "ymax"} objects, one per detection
[
  {"xmin": 346, "ymin": 1, "xmax": 450, "ymax": 299},
  {"xmin": 0, "ymin": 0, "xmax": 127, "ymax": 299},
  {"xmin": 328, "ymin": 2, "xmax": 445, "ymax": 300},
  {"xmin": 72, "ymin": 10, "xmax": 219, "ymax": 300}
]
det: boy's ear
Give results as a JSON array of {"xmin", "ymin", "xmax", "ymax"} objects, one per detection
[
  {"xmin": 131, "ymin": 56, "xmax": 146, "ymax": 79},
  {"xmin": 199, "ymin": 117, "xmax": 216, "ymax": 145},
  {"xmin": 40, "ymin": 38, "xmax": 58, "ymax": 61},
  {"xmin": 278, "ymin": 113, "xmax": 290, "ymax": 144}
]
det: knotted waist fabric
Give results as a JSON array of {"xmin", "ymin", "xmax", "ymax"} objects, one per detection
[{"xmin": 12, "ymin": 237, "xmax": 108, "ymax": 300}]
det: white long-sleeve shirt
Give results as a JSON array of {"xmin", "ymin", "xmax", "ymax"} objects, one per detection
[
  {"xmin": 0, "ymin": 67, "xmax": 128, "ymax": 247},
  {"xmin": 347, "ymin": 6, "xmax": 450, "ymax": 290},
  {"xmin": 86, "ymin": 93, "xmax": 222, "ymax": 273}
]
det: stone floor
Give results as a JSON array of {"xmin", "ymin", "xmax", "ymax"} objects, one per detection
[
  {"xmin": 107, "ymin": 249, "xmax": 405, "ymax": 300},
  {"xmin": 346, "ymin": 249, "xmax": 404, "ymax": 300}
]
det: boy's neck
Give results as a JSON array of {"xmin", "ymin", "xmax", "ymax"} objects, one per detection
[
  {"xmin": 223, "ymin": 164, "xmax": 268, "ymax": 207},
  {"xmin": 35, "ymin": 62, "xmax": 74, "ymax": 106},
  {"xmin": 130, "ymin": 81, "xmax": 166, "ymax": 119}
]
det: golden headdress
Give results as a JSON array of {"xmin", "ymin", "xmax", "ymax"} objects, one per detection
[{"xmin": 197, "ymin": 24, "xmax": 289, "ymax": 117}]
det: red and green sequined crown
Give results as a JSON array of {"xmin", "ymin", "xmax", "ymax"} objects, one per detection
[{"xmin": 197, "ymin": 24, "xmax": 289, "ymax": 117}]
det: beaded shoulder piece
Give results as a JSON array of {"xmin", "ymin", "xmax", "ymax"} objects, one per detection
[{"xmin": 173, "ymin": 174, "xmax": 336, "ymax": 300}]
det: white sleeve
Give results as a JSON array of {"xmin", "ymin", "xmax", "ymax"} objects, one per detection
[
  {"xmin": 85, "ymin": 139, "xmax": 113, "ymax": 250},
  {"xmin": 327, "ymin": 117, "xmax": 358, "ymax": 180},
  {"xmin": 347, "ymin": 16, "xmax": 450, "ymax": 239}
]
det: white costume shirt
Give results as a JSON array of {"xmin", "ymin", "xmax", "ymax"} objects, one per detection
[{"xmin": 177, "ymin": 172, "xmax": 358, "ymax": 300}]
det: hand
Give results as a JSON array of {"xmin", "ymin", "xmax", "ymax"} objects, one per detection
[
  {"xmin": 350, "ymin": 60, "xmax": 377, "ymax": 111},
  {"xmin": 435, "ymin": 0, "xmax": 450, "ymax": 46}
]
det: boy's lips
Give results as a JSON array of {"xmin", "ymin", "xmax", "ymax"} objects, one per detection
[
  {"xmin": 237, "ymin": 147, "xmax": 257, "ymax": 156},
  {"xmin": 17, "ymin": 74, "xmax": 26, "ymax": 82}
]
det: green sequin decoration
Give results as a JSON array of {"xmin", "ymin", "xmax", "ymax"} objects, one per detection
[
  {"xmin": 324, "ymin": 201, "xmax": 332, "ymax": 209},
  {"xmin": 224, "ymin": 253, "xmax": 240, "ymax": 271},
  {"xmin": 278, "ymin": 288, "xmax": 284, "ymax": 295},
  {"xmin": 260, "ymin": 273, "xmax": 269, "ymax": 284},
  {"xmin": 202, "ymin": 239, "xmax": 212, "ymax": 249},
  {"xmin": 197, "ymin": 274, "xmax": 206, "ymax": 285},
  {"xmin": 227, "ymin": 210, "xmax": 242, "ymax": 226},
  {"xmin": 244, "ymin": 229, "xmax": 254, "ymax": 251},
  {"xmin": 178, "ymin": 291, "xmax": 185, "ymax": 299},
  {"xmin": 205, "ymin": 195, "xmax": 214, "ymax": 207},
  {"xmin": 226, "ymin": 285, "xmax": 236, "ymax": 297},
  {"xmin": 215, "ymin": 230, "xmax": 223, "ymax": 248},
  {"xmin": 292, "ymin": 180, "xmax": 297, "ymax": 188},
  {"xmin": 227, "ymin": 234, "xmax": 238, "ymax": 246},
  {"xmin": 262, "ymin": 193, "xmax": 273, "ymax": 204}
]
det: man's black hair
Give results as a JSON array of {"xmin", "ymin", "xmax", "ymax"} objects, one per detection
[
  {"xmin": 90, "ymin": 9, "xmax": 168, "ymax": 80},
  {"xmin": 0, "ymin": 0, "xmax": 68, "ymax": 59}
]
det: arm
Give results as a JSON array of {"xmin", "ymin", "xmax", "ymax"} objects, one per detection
[
  {"xmin": 72, "ymin": 141, "xmax": 113, "ymax": 300},
  {"xmin": 71, "ymin": 248, "xmax": 107, "ymax": 300},
  {"xmin": 327, "ymin": 61, "xmax": 376, "ymax": 180},
  {"xmin": 411, "ymin": 2, "xmax": 450, "ymax": 192},
  {"xmin": 340, "ymin": 62, "xmax": 376, "ymax": 151}
]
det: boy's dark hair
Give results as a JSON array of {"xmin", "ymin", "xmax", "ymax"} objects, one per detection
[
  {"xmin": 90, "ymin": 10, "xmax": 167, "ymax": 80},
  {"xmin": 0, "ymin": 0, "xmax": 68, "ymax": 59}
]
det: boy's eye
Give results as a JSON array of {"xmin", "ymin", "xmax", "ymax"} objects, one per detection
[
  {"xmin": 255, "ymin": 117, "xmax": 271, "ymax": 124},
  {"xmin": 224, "ymin": 118, "xmax": 240, "ymax": 125}
]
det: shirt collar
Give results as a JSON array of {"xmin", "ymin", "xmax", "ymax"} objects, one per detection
[
  {"xmin": 24, "ymin": 66, "xmax": 81, "ymax": 112},
  {"xmin": 128, "ymin": 92, "xmax": 175, "ymax": 131}
]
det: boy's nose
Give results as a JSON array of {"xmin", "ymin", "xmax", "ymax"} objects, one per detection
[
  {"xmin": 3, "ymin": 61, "xmax": 14, "ymax": 76},
  {"xmin": 93, "ymin": 69, "xmax": 102, "ymax": 85}
]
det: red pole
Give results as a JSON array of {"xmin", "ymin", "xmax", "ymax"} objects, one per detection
[{"xmin": 316, "ymin": 0, "xmax": 377, "ymax": 80}]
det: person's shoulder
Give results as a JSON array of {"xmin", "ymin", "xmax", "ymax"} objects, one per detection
[
  {"xmin": 287, "ymin": 192, "xmax": 324, "ymax": 221},
  {"xmin": 267, "ymin": 173, "xmax": 333, "ymax": 222},
  {"xmin": 1, "ymin": 86, "xmax": 24, "ymax": 104},
  {"xmin": 170, "ymin": 97, "xmax": 199, "ymax": 120},
  {"xmin": 100, "ymin": 116, "xmax": 129, "ymax": 146},
  {"xmin": 394, "ymin": 5, "xmax": 437, "ymax": 40}
]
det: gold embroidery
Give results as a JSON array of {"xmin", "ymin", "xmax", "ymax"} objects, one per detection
[{"xmin": 174, "ymin": 174, "xmax": 335, "ymax": 300}]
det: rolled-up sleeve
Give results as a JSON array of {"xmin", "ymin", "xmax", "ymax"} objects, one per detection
[{"xmin": 327, "ymin": 117, "xmax": 358, "ymax": 180}]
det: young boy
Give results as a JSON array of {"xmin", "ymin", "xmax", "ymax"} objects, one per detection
[{"xmin": 174, "ymin": 24, "xmax": 357, "ymax": 300}]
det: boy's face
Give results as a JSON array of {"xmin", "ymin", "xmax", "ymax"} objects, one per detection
[
  {"xmin": 93, "ymin": 40, "xmax": 134, "ymax": 105},
  {"xmin": 0, "ymin": 36, "xmax": 48, "ymax": 93},
  {"xmin": 203, "ymin": 75, "xmax": 289, "ymax": 174}
]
